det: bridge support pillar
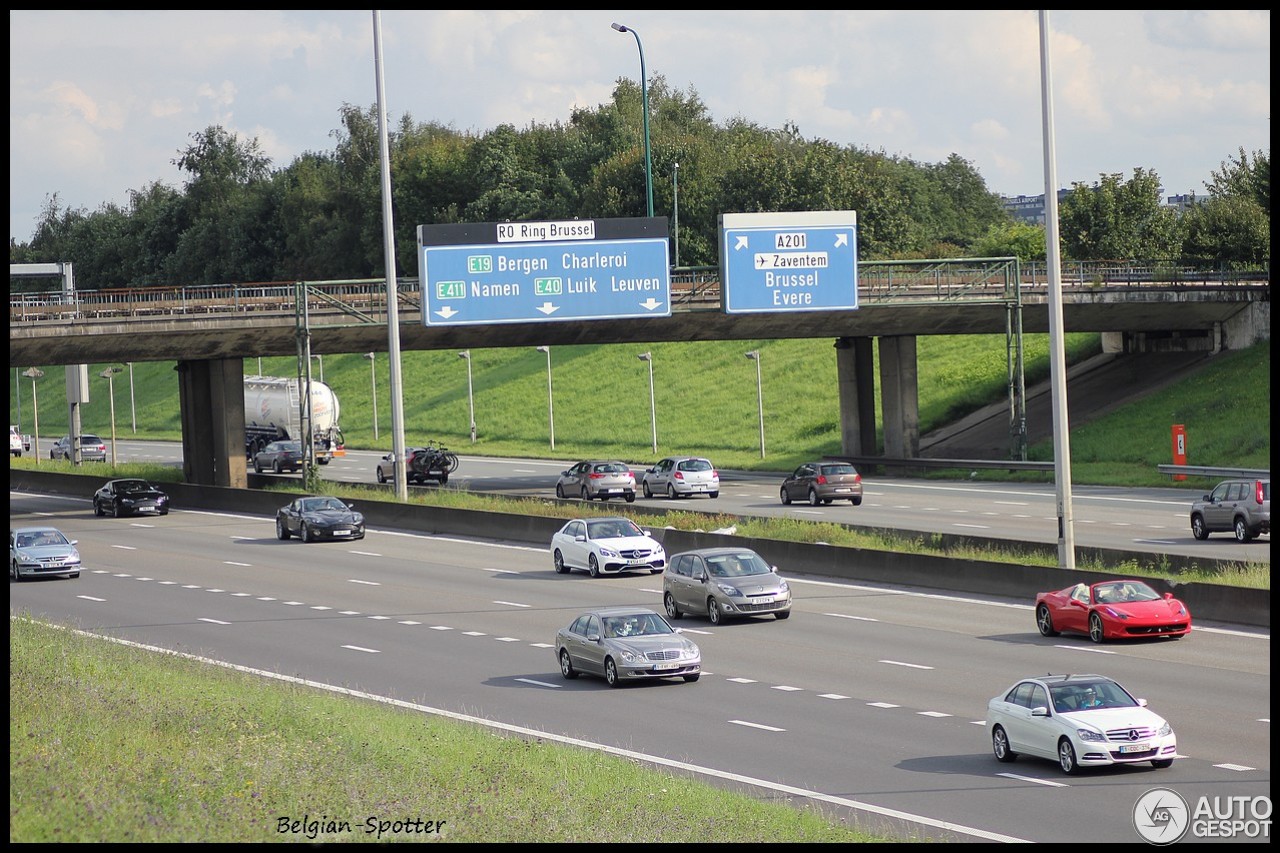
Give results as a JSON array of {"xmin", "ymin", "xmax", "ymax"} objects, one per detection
[
  {"xmin": 177, "ymin": 359, "xmax": 248, "ymax": 488},
  {"xmin": 835, "ymin": 337, "xmax": 878, "ymax": 456},
  {"xmin": 878, "ymin": 335, "xmax": 920, "ymax": 458}
]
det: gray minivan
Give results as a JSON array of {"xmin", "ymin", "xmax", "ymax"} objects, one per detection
[{"xmin": 1190, "ymin": 478, "xmax": 1270, "ymax": 542}]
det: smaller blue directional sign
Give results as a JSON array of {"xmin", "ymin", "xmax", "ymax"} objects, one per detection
[
  {"xmin": 720, "ymin": 211, "xmax": 858, "ymax": 314},
  {"xmin": 419, "ymin": 219, "xmax": 670, "ymax": 326}
]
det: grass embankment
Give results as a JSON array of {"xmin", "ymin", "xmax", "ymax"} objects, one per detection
[{"xmin": 9, "ymin": 617, "xmax": 891, "ymax": 843}]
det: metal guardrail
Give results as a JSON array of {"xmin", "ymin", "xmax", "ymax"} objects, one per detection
[
  {"xmin": 826, "ymin": 455, "xmax": 1055, "ymax": 473},
  {"xmin": 1157, "ymin": 465, "xmax": 1270, "ymax": 480}
]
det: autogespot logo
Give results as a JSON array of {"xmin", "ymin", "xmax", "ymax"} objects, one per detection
[{"xmin": 1134, "ymin": 788, "xmax": 1190, "ymax": 845}]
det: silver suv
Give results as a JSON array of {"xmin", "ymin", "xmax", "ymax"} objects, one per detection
[{"xmin": 1190, "ymin": 478, "xmax": 1270, "ymax": 542}]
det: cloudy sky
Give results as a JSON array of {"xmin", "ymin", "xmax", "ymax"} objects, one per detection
[{"xmin": 9, "ymin": 10, "xmax": 1271, "ymax": 242}]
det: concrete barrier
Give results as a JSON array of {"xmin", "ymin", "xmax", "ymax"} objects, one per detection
[{"xmin": 11, "ymin": 468, "xmax": 1268, "ymax": 629}]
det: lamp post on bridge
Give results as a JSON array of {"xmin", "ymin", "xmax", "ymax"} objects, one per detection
[
  {"xmin": 458, "ymin": 351, "xmax": 476, "ymax": 444},
  {"xmin": 611, "ymin": 22, "xmax": 653, "ymax": 218},
  {"xmin": 364, "ymin": 352, "xmax": 379, "ymax": 441},
  {"xmin": 637, "ymin": 351, "xmax": 657, "ymax": 454},
  {"xmin": 536, "ymin": 346, "xmax": 555, "ymax": 450}
]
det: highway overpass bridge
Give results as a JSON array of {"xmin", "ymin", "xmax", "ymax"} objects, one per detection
[{"xmin": 10, "ymin": 260, "xmax": 1270, "ymax": 487}]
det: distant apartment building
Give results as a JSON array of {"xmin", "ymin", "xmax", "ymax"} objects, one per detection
[{"xmin": 1000, "ymin": 189, "xmax": 1200, "ymax": 224}]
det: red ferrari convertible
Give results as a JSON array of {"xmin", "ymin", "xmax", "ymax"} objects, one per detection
[{"xmin": 1035, "ymin": 580, "xmax": 1192, "ymax": 643}]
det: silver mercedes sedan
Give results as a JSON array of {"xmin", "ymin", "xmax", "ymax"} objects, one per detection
[{"xmin": 554, "ymin": 607, "xmax": 701, "ymax": 687}]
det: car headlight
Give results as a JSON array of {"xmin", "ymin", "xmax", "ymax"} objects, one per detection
[
  {"xmin": 652, "ymin": 544, "xmax": 665, "ymax": 555},
  {"xmin": 1158, "ymin": 722, "xmax": 1172, "ymax": 737},
  {"xmin": 599, "ymin": 547, "xmax": 620, "ymax": 558},
  {"xmin": 619, "ymin": 650, "xmax": 643, "ymax": 664},
  {"xmin": 1075, "ymin": 728, "xmax": 1106, "ymax": 743},
  {"xmin": 681, "ymin": 645, "xmax": 699, "ymax": 660},
  {"xmin": 1101, "ymin": 607, "xmax": 1128, "ymax": 619},
  {"xmin": 717, "ymin": 583, "xmax": 743, "ymax": 597},
  {"xmin": 779, "ymin": 580, "xmax": 790, "ymax": 593}
]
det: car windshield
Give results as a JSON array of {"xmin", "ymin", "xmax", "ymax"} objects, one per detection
[
  {"xmin": 117, "ymin": 480, "xmax": 149, "ymax": 493},
  {"xmin": 821, "ymin": 464, "xmax": 856, "ymax": 476},
  {"xmin": 678, "ymin": 459, "xmax": 712, "ymax": 472},
  {"xmin": 705, "ymin": 553, "xmax": 771, "ymax": 577},
  {"xmin": 305, "ymin": 498, "xmax": 345, "ymax": 512},
  {"xmin": 602, "ymin": 614, "xmax": 673, "ymax": 638},
  {"xmin": 1094, "ymin": 581, "xmax": 1160, "ymax": 604},
  {"xmin": 594, "ymin": 463, "xmax": 628, "ymax": 474},
  {"xmin": 17, "ymin": 531, "xmax": 68, "ymax": 548},
  {"xmin": 1049, "ymin": 681, "xmax": 1137, "ymax": 712},
  {"xmin": 587, "ymin": 519, "xmax": 641, "ymax": 539}
]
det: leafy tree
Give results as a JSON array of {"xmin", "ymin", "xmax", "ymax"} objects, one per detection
[
  {"xmin": 1206, "ymin": 147, "xmax": 1269, "ymax": 215},
  {"xmin": 1057, "ymin": 169, "xmax": 1180, "ymax": 260},
  {"xmin": 973, "ymin": 221, "xmax": 1048, "ymax": 263},
  {"xmin": 1179, "ymin": 195, "xmax": 1270, "ymax": 267}
]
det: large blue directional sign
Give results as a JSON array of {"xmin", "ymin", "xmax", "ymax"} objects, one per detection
[
  {"xmin": 720, "ymin": 211, "xmax": 858, "ymax": 314},
  {"xmin": 419, "ymin": 218, "xmax": 670, "ymax": 326}
]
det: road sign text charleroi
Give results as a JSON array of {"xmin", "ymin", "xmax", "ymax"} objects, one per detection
[
  {"xmin": 418, "ymin": 218, "xmax": 671, "ymax": 326},
  {"xmin": 720, "ymin": 211, "xmax": 858, "ymax": 314}
]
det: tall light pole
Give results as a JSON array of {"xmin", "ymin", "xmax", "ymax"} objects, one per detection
[
  {"xmin": 745, "ymin": 351, "xmax": 765, "ymax": 458},
  {"xmin": 311, "ymin": 353, "xmax": 324, "ymax": 383},
  {"xmin": 23, "ymin": 368, "xmax": 43, "ymax": 466},
  {"xmin": 458, "ymin": 350, "xmax": 476, "ymax": 443},
  {"xmin": 127, "ymin": 361, "xmax": 136, "ymax": 433},
  {"xmin": 536, "ymin": 346, "xmax": 555, "ymax": 450},
  {"xmin": 672, "ymin": 161, "xmax": 680, "ymax": 267},
  {"xmin": 637, "ymin": 351, "xmax": 657, "ymax": 454},
  {"xmin": 14, "ymin": 367, "xmax": 21, "ymax": 432},
  {"xmin": 99, "ymin": 366, "xmax": 123, "ymax": 467},
  {"xmin": 611, "ymin": 22, "xmax": 653, "ymax": 218},
  {"xmin": 364, "ymin": 352, "xmax": 379, "ymax": 441}
]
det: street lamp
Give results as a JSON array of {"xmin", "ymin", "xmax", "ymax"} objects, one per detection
[
  {"xmin": 99, "ymin": 366, "xmax": 124, "ymax": 466},
  {"xmin": 127, "ymin": 362, "xmax": 136, "ymax": 432},
  {"xmin": 364, "ymin": 352, "xmax": 379, "ymax": 441},
  {"xmin": 637, "ymin": 351, "xmax": 657, "ymax": 454},
  {"xmin": 672, "ymin": 161, "xmax": 680, "ymax": 267},
  {"xmin": 745, "ymin": 351, "xmax": 765, "ymax": 458},
  {"xmin": 458, "ymin": 350, "xmax": 476, "ymax": 443},
  {"xmin": 536, "ymin": 346, "xmax": 555, "ymax": 450},
  {"xmin": 611, "ymin": 22, "xmax": 653, "ymax": 218},
  {"xmin": 23, "ymin": 368, "xmax": 43, "ymax": 466}
]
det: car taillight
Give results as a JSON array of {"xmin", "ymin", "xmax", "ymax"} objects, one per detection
[
  {"xmin": 589, "ymin": 472, "xmax": 604, "ymax": 479},
  {"xmin": 816, "ymin": 475, "xmax": 827, "ymax": 485},
  {"xmin": 1256, "ymin": 481, "xmax": 1266, "ymax": 504},
  {"xmin": 674, "ymin": 471, "xmax": 684, "ymax": 480},
  {"xmin": 854, "ymin": 473, "xmax": 862, "ymax": 484}
]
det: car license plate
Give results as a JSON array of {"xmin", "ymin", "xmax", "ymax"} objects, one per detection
[
  {"xmin": 626, "ymin": 558, "xmax": 648, "ymax": 566},
  {"xmin": 139, "ymin": 507, "xmax": 158, "ymax": 513},
  {"xmin": 1118, "ymin": 743, "xmax": 1149, "ymax": 754},
  {"xmin": 653, "ymin": 662, "xmax": 678, "ymax": 670},
  {"xmin": 834, "ymin": 487, "xmax": 851, "ymax": 493},
  {"xmin": 333, "ymin": 530, "xmax": 351, "ymax": 537}
]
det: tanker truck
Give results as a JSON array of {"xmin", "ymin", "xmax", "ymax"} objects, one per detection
[{"xmin": 244, "ymin": 375, "xmax": 346, "ymax": 464}]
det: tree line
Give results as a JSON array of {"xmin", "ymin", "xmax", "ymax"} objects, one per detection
[{"xmin": 8, "ymin": 76, "xmax": 1270, "ymax": 292}]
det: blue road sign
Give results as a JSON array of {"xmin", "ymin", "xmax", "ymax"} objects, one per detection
[
  {"xmin": 720, "ymin": 211, "xmax": 858, "ymax": 314},
  {"xmin": 420, "ymin": 234, "xmax": 670, "ymax": 326}
]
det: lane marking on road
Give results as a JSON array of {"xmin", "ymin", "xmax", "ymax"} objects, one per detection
[
  {"xmin": 495, "ymin": 600, "xmax": 531, "ymax": 608},
  {"xmin": 726, "ymin": 677, "xmax": 757, "ymax": 684},
  {"xmin": 463, "ymin": 631, "xmax": 486, "ymax": 636},
  {"xmin": 339, "ymin": 610, "xmax": 361, "ymax": 615},
  {"xmin": 819, "ymin": 693, "xmax": 850, "ymax": 700},
  {"xmin": 918, "ymin": 711, "xmax": 951, "ymax": 718},
  {"xmin": 76, "ymin": 595, "xmax": 106, "ymax": 602},
  {"xmin": 398, "ymin": 620, "xmax": 421, "ymax": 625},
  {"xmin": 880, "ymin": 660, "xmax": 934, "ymax": 670},
  {"xmin": 495, "ymin": 637, "xmax": 521, "ymax": 643},
  {"xmin": 367, "ymin": 614, "xmax": 390, "ymax": 620},
  {"xmin": 429, "ymin": 625, "xmax": 452, "ymax": 631},
  {"xmin": 516, "ymin": 677, "xmax": 561, "ymax": 688},
  {"xmin": 996, "ymin": 772, "xmax": 1067, "ymax": 787},
  {"xmin": 952, "ymin": 523, "xmax": 991, "ymax": 529},
  {"xmin": 198, "ymin": 617, "xmax": 230, "ymax": 625},
  {"xmin": 349, "ymin": 578, "xmax": 380, "ymax": 585},
  {"xmin": 729, "ymin": 720, "xmax": 785, "ymax": 732},
  {"xmin": 868, "ymin": 702, "xmax": 899, "ymax": 708},
  {"xmin": 350, "ymin": 550, "xmax": 381, "ymax": 557},
  {"xmin": 825, "ymin": 612, "xmax": 879, "ymax": 621},
  {"xmin": 1215, "ymin": 763, "xmax": 1256, "ymax": 771},
  {"xmin": 772, "ymin": 685, "xmax": 803, "ymax": 692},
  {"xmin": 112, "ymin": 544, "xmax": 138, "ymax": 550},
  {"xmin": 310, "ymin": 605, "xmax": 332, "ymax": 610},
  {"xmin": 341, "ymin": 645, "xmax": 380, "ymax": 654},
  {"xmin": 1055, "ymin": 645, "xmax": 1116, "ymax": 654}
]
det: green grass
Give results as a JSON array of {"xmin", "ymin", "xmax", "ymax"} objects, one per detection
[{"xmin": 9, "ymin": 616, "xmax": 893, "ymax": 843}]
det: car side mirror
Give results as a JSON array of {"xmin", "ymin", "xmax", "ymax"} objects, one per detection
[
  {"xmin": 586, "ymin": 633, "xmax": 601, "ymax": 643},
  {"xmin": 1163, "ymin": 592, "xmax": 1174, "ymax": 600},
  {"xmin": 1201, "ymin": 494, "xmax": 1211, "ymax": 501},
  {"xmin": 771, "ymin": 565, "xmax": 779, "ymax": 573},
  {"xmin": 1031, "ymin": 706, "xmax": 1049, "ymax": 717},
  {"xmin": 70, "ymin": 540, "xmax": 79, "ymax": 546},
  {"xmin": 575, "ymin": 534, "xmax": 586, "ymax": 543},
  {"xmin": 695, "ymin": 572, "xmax": 706, "ymax": 583},
  {"xmin": 1137, "ymin": 698, "xmax": 1148, "ymax": 707}
]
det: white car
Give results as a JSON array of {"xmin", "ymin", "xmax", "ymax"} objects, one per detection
[
  {"xmin": 641, "ymin": 456, "xmax": 719, "ymax": 499},
  {"xmin": 987, "ymin": 674, "xmax": 1177, "ymax": 775},
  {"xmin": 9, "ymin": 425, "xmax": 24, "ymax": 457},
  {"xmin": 550, "ymin": 516, "xmax": 666, "ymax": 577}
]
